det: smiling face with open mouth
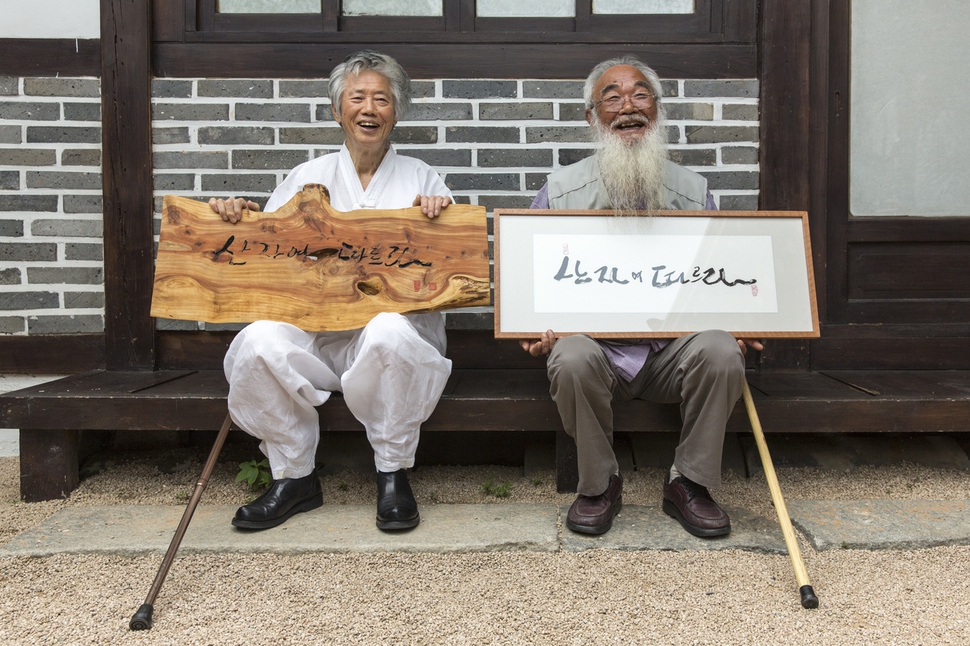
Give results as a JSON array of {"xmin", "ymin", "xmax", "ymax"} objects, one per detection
[
  {"xmin": 334, "ymin": 69, "xmax": 398, "ymax": 156},
  {"xmin": 586, "ymin": 64, "xmax": 659, "ymax": 145}
]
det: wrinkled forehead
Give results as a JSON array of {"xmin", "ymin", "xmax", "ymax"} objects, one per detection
[
  {"xmin": 594, "ymin": 65, "xmax": 652, "ymax": 97},
  {"xmin": 343, "ymin": 69, "xmax": 394, "ymax": 96}
]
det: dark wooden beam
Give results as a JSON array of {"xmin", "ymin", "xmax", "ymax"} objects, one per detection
[
  {"xmin": 153, "ymin": 43, "xmax": 757, "ymax": 79},
  {"xmin": 0, "ymin": 335, "xmax": 104, "ymax": 373},
  {"xmin": 20, "ymin": 429, "xmax": 79, "ymax": 502},
  {"xmin": 824, "ymin": 0, "xmax": 850, "ymax": 324},
  {"xmin": 808, "ymin": 0, "xmax": 831, "ymax": 322},
  {"xmin": 152, "ymin": 0, "xmax": 185, "ymax": 42},
  {"xmin": 0, "ymin": 39, "xmax": 100, "ymax": 76},
  {"xmin": 756, "ymin": 0, "xmax": 813, "ymax": 369},
  {"xmin": 759, "ymin": 0, "xmax": 811, "ymax": 211},
  {"xmin": 814, "ymin": 324, "xmax": 970, "ymax": 370},
  {"xmin": 846, "ymin": 216, "xmax": 970, "ymax": 242},
  {"xmin": 101, "ymin": 0, "xmax": 156, "ymax": 369},
  {"xmin": 154, "ymin": 329, "xmax": 536, "ymax": 371}
]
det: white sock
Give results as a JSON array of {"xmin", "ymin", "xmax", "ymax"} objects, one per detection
[{"xmin": 669, "ymin": 465, "xmax": 682, "ymax": 480}]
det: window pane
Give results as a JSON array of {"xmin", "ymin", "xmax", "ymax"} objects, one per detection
[
  {"xmin": 218, "ymin": 0, "xmax": 321, "ymax": 13},
  {"xmin": 477, "ymin": 0, "xmax": 574, "ymax": 18},
  {"xmin": 850, "ymin": 0, "xmax": 970, "ymax": 216},
  {"xmin": 342, "ymin": 0, "xmax": 442, "ymax": 16},
  {"xmin": 593, "ymin": 0, "xmax": 694, "ymax": 13}
]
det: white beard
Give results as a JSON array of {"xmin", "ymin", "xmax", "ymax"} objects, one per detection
[{"xmin": 592, "ymin": 111, "xmax": 669, "ymax": 215}]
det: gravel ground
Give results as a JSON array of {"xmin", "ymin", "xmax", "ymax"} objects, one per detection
[{"xmin": 2, "ymin": 442, "xmax": 970, "ymax": 645}]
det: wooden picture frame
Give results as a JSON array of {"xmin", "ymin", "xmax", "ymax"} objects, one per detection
[{"xmin": 493, "ymin": 209, "xmax": 820, "ymax": 339}]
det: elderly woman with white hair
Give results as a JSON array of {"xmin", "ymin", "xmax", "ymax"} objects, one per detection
[{"xmin": 209, "ymin": 51, "xmax": 452, "ymax": 532}]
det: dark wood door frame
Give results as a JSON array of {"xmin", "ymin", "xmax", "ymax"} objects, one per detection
[
  {"xmin": 813, "ymin": 0, "xmax": 970, "ymax": 370},
  {"xmin": 760, "ymin": 0, "xmax": 970, "ymax": 371}
]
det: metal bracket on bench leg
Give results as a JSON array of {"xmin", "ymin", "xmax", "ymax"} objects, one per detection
[
  {"xmin": 20, "ymin": 429, "xmax": 79, "ymax": 502},
  {"xmin": 555, "ymin": 429, "xmax": 579, "ymax": 493}
]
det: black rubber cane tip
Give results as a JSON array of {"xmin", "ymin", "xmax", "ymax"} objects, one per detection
[
  {"xmin": 129, "ymin": 604, "xmax": 154, "ymax": 630},
  {"xmin": 799, "ymin": 585, "xmax": 819, "ymax": 609}
]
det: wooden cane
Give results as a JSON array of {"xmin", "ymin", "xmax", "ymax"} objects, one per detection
[
  {"xmin": 741, "ymin": 380, "xmax": 819, "ymax": 609},
  {"xmin": 129, "ymin": 412, "xmax": 234, "ymax": 630}
]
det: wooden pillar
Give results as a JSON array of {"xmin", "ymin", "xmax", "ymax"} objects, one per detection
[
  {"xmin": 100, "ymin": 0, "xmax": 156, "ymax": 370},
  {"xmin": 555, "ymin": 429, "xmax": 579, "ymax": 493},
  {"xmin": 20, "ymin": 429, "xmax": 79, "ymax": 502},
  {"xmin": 758, "ymin": 0, "xmax": 814, "ymax": 369}
]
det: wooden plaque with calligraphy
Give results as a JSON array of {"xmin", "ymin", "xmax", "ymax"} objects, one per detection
[{"xmin": 151, "ymin": 184, "xmax": 491, "ymax": 331}]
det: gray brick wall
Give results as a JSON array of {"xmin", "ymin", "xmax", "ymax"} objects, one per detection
[
  {"xmin": 150, "ymin": 76, "xmax": 759, "ymax": 331},
  {"xmin": 0, "ymin": 77, "xmax": 104, "ymax": 335},
  {"xmin": 151, "ymin": 76, "xmax": 759, "ymax": 213},
  {"xmin": 0, "ymin": 74, "xmax": 760, "ymax": 336}
]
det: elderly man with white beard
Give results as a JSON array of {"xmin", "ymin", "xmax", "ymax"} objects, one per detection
[{"xmin": 524, "ymin": 56, "xmax": 764, "ymax": 538}]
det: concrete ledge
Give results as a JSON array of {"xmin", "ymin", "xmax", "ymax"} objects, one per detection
[
  {"xmin": 560, "ymin": 504, "xmax": 787, "ymax": 554},
  {"xmin": 8, "ymin": 500, "xmax": 966, "ymax": 557},
  {"xmin": 0, "ymin": 504, "xmax": 560, "ymax": 557},
  {"xmin": 789, "ymin": 499, "xmax": 970, "ymax": 551},
  {"xmin": 2, "ymin": 502, "xmax": 787, "ymax": 557}
]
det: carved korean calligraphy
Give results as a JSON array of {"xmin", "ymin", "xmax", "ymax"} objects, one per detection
[{"xmin": 151, "ymin": 184, "xmax": 490, "ymax": 331}]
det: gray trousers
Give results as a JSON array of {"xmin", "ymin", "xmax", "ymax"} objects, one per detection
[{"xmin": 547, "ymin": 330, "xmax": 744, "ymax": 496}]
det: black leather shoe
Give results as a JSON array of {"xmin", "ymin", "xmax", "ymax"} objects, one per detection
[
  {"xmin": 232, "ymin": 470, "xmax": 322, "ymax": 530},
  {"xmin": 376, "ymin": 469, "xmax": 419, "ymax": 531}
]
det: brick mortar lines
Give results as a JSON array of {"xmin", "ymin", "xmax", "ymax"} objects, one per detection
[
  {"xmin": 149, "ymin": 78, "xmax": 758, "ymax": 332},
  {"xmin": 4, "ymin": 76, "xmax": 760, "ymax": 332},
  {"xmin": 153, "ymin": 79, "xmax": 759, "ymax": 210},
  {"xmin": 0, "ymin": 77, "xmax": 105, "ymax": 333}
]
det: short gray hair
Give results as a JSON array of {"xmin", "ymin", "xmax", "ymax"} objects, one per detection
[
  {"xmin": 329, "ymin": 50, "xmax": 412, "ymax": 121},
  {"xmin": 583, "ymin": 56, "xmax": 663, "ymax": 109}
]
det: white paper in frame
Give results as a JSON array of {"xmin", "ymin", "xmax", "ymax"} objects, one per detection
[{"xmin": 493, "ymin": 209, "xmax": 820, "ymax": 339}]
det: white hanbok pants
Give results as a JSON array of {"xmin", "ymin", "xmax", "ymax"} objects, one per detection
[{"xmin": 224, "ymin": 313, "xmax": 452, "ymax": 480}]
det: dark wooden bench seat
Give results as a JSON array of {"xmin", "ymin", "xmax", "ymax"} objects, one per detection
[{"xmin": 4, "ymin": 366, "xmax": 970, "ymax": 502}]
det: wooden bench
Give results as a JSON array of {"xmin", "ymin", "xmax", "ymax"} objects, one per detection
[{"xmin": 4, "ymin": 328, "xmax": 970, "ymax": 502}]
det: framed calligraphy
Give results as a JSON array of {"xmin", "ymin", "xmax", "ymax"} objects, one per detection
[{"xmin": 493, "ymin": 210, "xmax": 820, "ymax": 339}]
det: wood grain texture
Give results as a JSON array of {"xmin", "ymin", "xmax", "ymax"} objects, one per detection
[
  {"xmin": 153, "ymin": 43, "xmax": 756, "ymax": 79},
  {"xmin": 0, "ymin": 39, "xmax": 100, "ymax": 76},
  {"xmin": 8, "ymin": 367, "xmax": 970, "ymax": 500},
  {"xmin": 151, "ymin": 184, "xmax": 490, "ymax": 331},
  {"xmin": 102, "ymin": 0, "xmax": 156, "ymax": 369}
]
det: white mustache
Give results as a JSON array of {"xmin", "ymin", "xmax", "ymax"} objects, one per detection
[{"xmin": 610, "ymin": 114, "xmax": 650, "ymax": 128}]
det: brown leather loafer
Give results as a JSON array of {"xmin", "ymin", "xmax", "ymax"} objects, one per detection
[
  {"xmin": 566, "ymin": 473, "xmax": 622, "ymax": 535},
  {"xmin": 662, "ymin": 474, "xmax": 730, "ymax": 538}
]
